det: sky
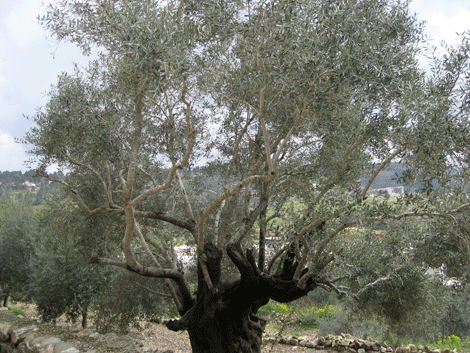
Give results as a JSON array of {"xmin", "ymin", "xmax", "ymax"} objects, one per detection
[{"xmin": 0, "ymin": 1, "xmax": 469, "ymax": 173}]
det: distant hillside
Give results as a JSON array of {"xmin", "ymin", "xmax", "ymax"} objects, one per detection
[
  {"xmin": 361, "ymin": 162, "xmax": 409, "ymax": 190},
  {"xmin": 0, "ymin": 170, "xmax": 64, "ymax": 205},
  {"xmin": 0, "ymin": 163, "xmax": 415, "ymax": 206}
]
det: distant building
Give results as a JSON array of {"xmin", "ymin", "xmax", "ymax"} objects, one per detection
[
  {"xmin": 368, "ymin": 186, "xmax": 404, "ymax": 199},
  {"xmin": 22, "ymin": 181, "xmax": 37, "ymax": 189}
]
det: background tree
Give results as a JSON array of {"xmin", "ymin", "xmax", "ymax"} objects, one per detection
[
  {"xmin": 0, "ymin": 199, "xmax": 35, "ymax": 307},
  {"xmin": 31, "ymin": 191, "xmax": 175, "ymax": 330},
  {"xmin": 31, "ymin": 197, "xmax": 112, "ymax": 327},
  {"xmin": 24, "ymin": 0, "xmax": 470, "ymax": 352}
]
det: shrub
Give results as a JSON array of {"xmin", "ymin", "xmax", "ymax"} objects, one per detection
[
  {"xmin": 258, "ymin": 301, "xmax": 293, "ymax": 316},
  {"xmin": 300, "ymin": 304, "xmax": 335, "ymax": 329},
  {"xmin": 433, "ymin": 334, "xmax": 466, "ymax": 351},
  {"xmin": 317, "ymin": 305, "xmax": 387, "ymax": 340}
]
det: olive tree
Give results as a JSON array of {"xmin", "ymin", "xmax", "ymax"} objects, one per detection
[
  {"xmin": 0, "ymin": 200, "xmax": 35, "ymax": 307},
  {"xmin": 31, "ymin": 196, "xmax": 176, "ymax": 330},
  {"xmin": 24, "ymin": 0, "xmax": 470, "ymax": 352}
]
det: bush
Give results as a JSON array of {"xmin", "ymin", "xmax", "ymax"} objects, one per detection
[
  {"xmin": 317, "ymin": 305, "xmax": 387, "ymax": 340},
  {"xmin": 300, "ymin": 304, "xmax": 335, "ymax": 329},
  {"xmin": 93, "ymin": 270, "xmax": 176, "ymax": 333},
  {"xmin": 439, "ymin": 283, "xmax": 470, "ymax": 339}
]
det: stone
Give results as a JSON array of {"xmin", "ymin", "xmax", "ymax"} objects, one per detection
[
  {"xmin": 289, "ymin": 338, "xmax": 299, "ymax": 346},
  {"xmin": 39, "ymin": 344, "xmax": 55, "ymax": 353},
  {"xmin": 397, "ymin": 346, "xmax": 410, "ymax": 353},
  {"xmin": 1, "ymin": 342, "xmax": 15, "ymax": 353},
  {"xmin": 10, "ymin": 326, "xmax": 38, "ymax": 344},
  {"xmin": 22, "ymin": 332, "xmax": 37, "ymax": 346},
  {"xmin": 35, "ymin": 337, "xmax": 62, "ymax": 349},
  {"xmin": 29, "ymin": 336, "xmax": 48, "ymax": 347},
  {"xmin": 53, "ymin": 341, "xmax": 76, "ymax": 353},
  {"xmin": 372, "ymin": 342, "xmax": 381, "ymax": 351},
  {"xmin": 58, "ymin": 348, "xmax": 80, "ymax": 353},
  {"xmin": 0, "ymin": 308, "xmax": 8, "ymax": 312},
  {"xmin": 363, "ymin": 341, "xmax": 374, "ymax": 351},
  {"xmin": 68, "ymin": 326, "xmax": 82, "ymax": 334},
  {"xmin": 106, "ymin": 339, "xmax": 132, "ymax": 349},
  {"xmin": 0, "ymin": 326, "xmax": 10, "ymax": 342},
  {"xmin": 102, "ymin": 333, "xmax": 118, "ymax": 340},
  {"xmin": 358, "ymin": 348, "xmax": 366, "ymax": 353}
]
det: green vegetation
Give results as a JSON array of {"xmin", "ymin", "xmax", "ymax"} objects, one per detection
[
  {"xmin": 258, "ymin": 301, "xmax": 294, "ymax": 316},
  {"xmin": 434, "ymin": 334, "xmax": 470, "ymax": 351},
  {"xmin": 300, "ymin": 304, "xmax": 335, "ymax": 329},
  {"xmin": 8, "ymin": 306, "xmax": 26, "ymax": 316}
]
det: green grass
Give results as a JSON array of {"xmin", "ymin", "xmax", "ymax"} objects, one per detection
[{"xmin": 8, "ymin": 306, "xmax": 26, "ymax": 316}]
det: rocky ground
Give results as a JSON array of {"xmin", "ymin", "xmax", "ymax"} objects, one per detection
[
  {"xmin": 0, "ymin": 304, "xmax": 318, "ymax": 353},
  {"xmin": 5, "ymin": 304, "xmax": 454, "ymax": 353}
]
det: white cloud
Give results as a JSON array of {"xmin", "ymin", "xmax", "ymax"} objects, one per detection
[
  {"xmin": 425, "ymin": 8, "xmax": 470, "ymax": 46},
  {"xmin": 0, "ymin": 131, "xmax": 30, "ymax": 171},
  {"xmin": 3, "ymin": 0, "xmax": 44, "ymax": 48}
]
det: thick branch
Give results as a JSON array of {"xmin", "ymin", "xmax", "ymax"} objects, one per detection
[
  {"xmin": 134, "ymin": 282, "xmax": 172, "ymax": 298},
  {"xmin": 107, "ymin": 208, "xmax": 196, "ymax": 233},
  {"xmin": 266, "ymin": 243, "xmax": 289, "ymax": 275},
  {"xmin": 125, "ymin": 81, "xmax": 147, "ymax": 202},
  {"xmin": 129, "ymin": 78, "xmax": 196, "ymax": 207},
  {"xmin": 122, "ymin": 206, "xmax": 141, "ymax": 271},
  {"xmin": 259, "ymin": 80, "xmax": 273, "ymax": 174},
  {"xmin": 198, "ymin": 174, "xmax": 273, "ymax": 256},
  {"xmin": 353, "ymin": 276, "xmax": 392, "ymax": 301},
  {"xmin": 176, "ymin": 170, "xmax": 195, "ymax": 222},
  {"xmin": 90, "ymin": 256, "xmax": 193, "ymax": 313},
  {"xmin": 229, "ymin": 197, "xmax": 269, "ymax": 244}
]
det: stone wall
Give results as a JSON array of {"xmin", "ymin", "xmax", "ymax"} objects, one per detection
[
  {"xmin": 269, "ymin": 333, "xmax": 460, "ymax": 353},
  {"xmin": 0, "ymin": 321, "xmax": 82, "ymax": 353}
]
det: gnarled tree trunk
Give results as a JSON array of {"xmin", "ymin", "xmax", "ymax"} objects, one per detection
[{"xmin": 167, "ymin": 242, "xmax": 316, "ymax": 353}]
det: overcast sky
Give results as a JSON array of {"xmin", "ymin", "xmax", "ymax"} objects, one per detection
[{"xmin": 1, "ymin": 0, "xmax": 469, "ymax": 172}]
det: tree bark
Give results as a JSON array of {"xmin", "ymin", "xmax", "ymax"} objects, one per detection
[
  {"xmin": 166, "ymin": 242, "xmax": 316, "ymax": 353},
  {"xmin": 81, "ymin": 308, "xmax": 88, "ymax": 329}
]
